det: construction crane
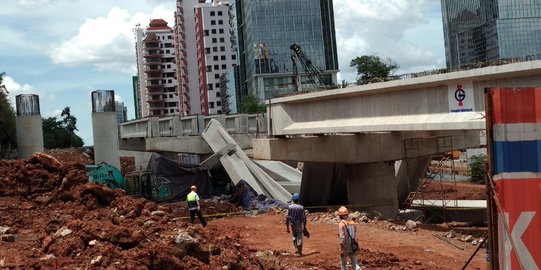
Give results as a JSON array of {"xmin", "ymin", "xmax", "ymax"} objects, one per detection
[{"xmin": 290, "ymin": 43, "xmax": 328, "ymax": 91}]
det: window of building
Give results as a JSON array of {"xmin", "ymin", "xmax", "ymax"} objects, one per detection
[
  {"xmin": 219, "ymin": 37, "xmax": 225, "ymax": 43},
  {"xmin": 214, "ymin": 74, "xmax": 220, "ymax": 79},
  {"xmin": 213, "ymin": 55, "xmax": 219, "ymax": 61},
  {"xmin": 207, "ymin": 84, "xmax": 213, "ymax": 90},
  {"xmin": 217, "ymin": 101, "xmax": 221, "ymax": 106},
  {"xmin": 232, "ymin": 54, "xmax": 237, "ymax": 60},
  {"xmin": 213, "ymin": 47, "xmax": 218, "ymax": 52},
  {"xmin": 209, "ymin": 102, "xmax": 215, "ymax": 108},
  {"xmin": 214, "ymin": 64, "xmax": 219, "ymax": 70},
  {"xmin": 211, "ymin": 29, "xmax": 217, "ymax": 34},
  {"xmin": 211, "ymin": 20, "xmax": 216, "ymax": 25},
  {"xmin": 205, "ymin": 47, "xmax": 211, "ymax": 54},
  {"xmin": 168, "ymin": 36, "xmax": 173, "ymax": 39},
  {"xmin": 216, "ymin": 92, "xmax": 221, "ymax": 97},
  {"xmin": 218, "ymin": 20, "xmax": 223, "ymax": 25},
  {"xmin": 162, "ymin": 79, "xmax": 166, "ymax": 84},
  {"xmin": 221, "ymin": 64, "xmax": 226, "ymax": 69},
  {"xmin": 220, "ymin": 46, "xmax": 225, "ymax": 51},
  {"xmin": 210, "ymin": 11, "xmax": 215, "ymax": 16},
  {"xmin": 220, "ymin": 55, "xmax": 226, "ymax": 60},
  {"xmin": 204, "ymin": 30, "xmax": 209, "ymax": 36},
  {"xmin": 212, "ymin": 38, "xmax": 217, "ymax": 43},
  {"xmin": 215, "ymin": 83, "xmax": 220, "ymax": 88},
  {"xmin": 206, "ymin": 66, "xmax": 212, "ymax": 72},
  {"xmin": 219, "ymin": 28, "xmax": 224, "ymax": 34},
  {"xmin": 168, "ymin": 79, "xmax": 172, "ymax": 83},
  {"xmin": 167, "ymin": 64, "xmax": 171, "ymax": 68},
  {"xmin": 218, "ymin": 11, "xmax": 223, "ymax": 16}
]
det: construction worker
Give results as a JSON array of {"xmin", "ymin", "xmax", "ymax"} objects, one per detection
[
  {"xmin": 187, "ymin": 185, "xmax": 207, "ymax": 227},
  {"xmin": 338, "ymin": 206, "xmax": 361, "ymax": 270},
  {"xmin": 286, "ymin": 193, "xmax": 306, "ymax": 256}
]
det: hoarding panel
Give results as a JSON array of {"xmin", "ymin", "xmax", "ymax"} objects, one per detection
[{"xmin": 491, "ymin": 87, "xmax": 541, "ymax": 269}]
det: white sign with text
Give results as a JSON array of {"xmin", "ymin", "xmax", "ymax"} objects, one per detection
[{"xmin": 448, "ymin": 82, "xmax": 475, "ymax": 113}]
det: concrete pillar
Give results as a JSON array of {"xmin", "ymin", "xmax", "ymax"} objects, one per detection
[
  {"xmin": 395, "ymin": 157, "xmax": 431, "ymax": 204},
  {"xmin": 15, "ymin": 94, "xmax": 44, "ymax": 159},
  {"xmin": 302, "ymin": 161, "xmax": 399, "ymax": 219},
  {"xmin": 300, "ymin": 163, "xmax": 347, "ymax": 207},
  {"xmin": 345, "ymin": 162, "xmax": 399, "ymax": 219},
  {"xmin": 91, "ymin": 90, "xmax": 120, "ymax": 169}
]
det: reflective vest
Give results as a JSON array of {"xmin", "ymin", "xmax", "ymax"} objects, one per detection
[{"xmin": 187, "ymin": 191, "xmax": 198, "ymax": 210}]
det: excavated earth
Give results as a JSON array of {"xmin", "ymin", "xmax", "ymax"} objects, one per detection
[{"xmin": 0, "ymin": 151, "xmax": 487, "ymax": 269}]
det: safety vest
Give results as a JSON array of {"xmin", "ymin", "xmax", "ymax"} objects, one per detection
[
  {"xmin": 187, "ymin": 191, "xmax": 198, "ymax": 210},
  {"xmin": 187, "ymin": 191, "xmax": 197, "ymax": 202}
]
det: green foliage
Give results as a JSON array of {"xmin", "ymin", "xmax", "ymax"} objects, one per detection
[
  {"xmin": 240, "ymin": 95, "xmax": 266, "ymax": 114},
  {"xmin": 42, "ymin": 108, "xmax": 84, "ymax": 149},
  {"xmin": 469, "ymin": 154, "xmax": 487, "ymax": 184},
  {"xmin": 0, "ymin": 72, "xmax": 17, "ymax": 152},
  {"xmin": 349, "ymin": 54, "xmax": 399, "ymax": 83}
]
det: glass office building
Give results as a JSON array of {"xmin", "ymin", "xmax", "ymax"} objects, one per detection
[
  {"xmin": 441, "ymin": 0, "xmax": 541, "ymax": 67},
  {"xmin": 230, "ymin": 0, "xmax": 338, "ymax": 100}
]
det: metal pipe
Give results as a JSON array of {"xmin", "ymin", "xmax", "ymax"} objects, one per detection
[{"xmin": 484, "ymin": 87, "xmax": 497, "ymax": 270}]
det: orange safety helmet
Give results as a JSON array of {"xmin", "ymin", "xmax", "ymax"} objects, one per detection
[
  {"xmin": 190, "ymin": 185, "xmax": 197, "ymax": 190},
  {"xmin": 338, "ymin": 206, "xmax": 349, "ymax": 216}
]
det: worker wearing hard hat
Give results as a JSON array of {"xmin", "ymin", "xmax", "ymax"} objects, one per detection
[
  {"xmin": 338, "ymin": 206, "xmax": 361, "ymax": 270},
  {"xmin": 286, "ymin": 193, "xmax": 307, "ymax": 256},
  {"xmin": 187, "ymin": 185, "xmax": 207, "ymax": 227}
]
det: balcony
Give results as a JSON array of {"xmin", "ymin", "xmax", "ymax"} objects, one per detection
[{"xmin": 146, "ymin": 84, "xmax": 164, "ymax": 89}]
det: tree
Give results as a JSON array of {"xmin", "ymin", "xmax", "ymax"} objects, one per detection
[
  {"xmin": 0, "ymin": 72, "xmax": 17, "ymax": 154},
  {"xmin": 61, "ymin": 107, "xmax": 78, "ymax": 147},
  {"xmin": 349, "ymin": 55, "xmax": 399, "ymax": 83},
  {"xmin": 469, "ymin": 154, "xmax": 486, "ymax": 184},
  {"xmin": 42, "ymin": 107, "xmax": 84, "ymax": 149},
  {"xmin": 240, "ymin": 95, "xmax": 266, "ymax": 114}
]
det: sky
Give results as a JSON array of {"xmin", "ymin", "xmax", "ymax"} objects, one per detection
[{"xmin": 0, "ymin": 0, "xmax": 446, "ymax": 146}]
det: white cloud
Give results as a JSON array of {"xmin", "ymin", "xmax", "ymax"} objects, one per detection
[
  {"xmin": 3, "ymin": 76, "xmax": 56, "ymax": 106},
  {"xmin": 334, "ymin": 0, "xmax": 443, "ymax": 82},
  {"xmin": 48, "ymin": 6, "xmax": 173, "ymax": 74}
]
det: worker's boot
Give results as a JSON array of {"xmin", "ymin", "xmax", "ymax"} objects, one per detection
[
  {"xmin": 293, "ymin": 240, "xmax": 298, "ymax": 253},
  {"xmin": 297, "ymin": 244, "xmax": 302, "ymax": 256}
]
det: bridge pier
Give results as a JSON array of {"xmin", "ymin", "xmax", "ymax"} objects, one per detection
[{"xmin": 302, "ymin": 161, "xmax": 399, "ymax": 218}]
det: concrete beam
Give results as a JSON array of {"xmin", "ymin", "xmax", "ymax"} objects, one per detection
[
  {"xmin": 253, "ymin": 130, "xmax": 481, "ymax": 163},
  {"xmin": 120, "ymin": 134, "xmax": 256, "ymax": 154}
]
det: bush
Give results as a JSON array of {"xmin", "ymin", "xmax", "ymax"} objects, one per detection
[{"xmin": 469, "ymin": 154, "xmax": 486, "ymax": 184}]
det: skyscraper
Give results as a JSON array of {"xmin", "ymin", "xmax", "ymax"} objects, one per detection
[
  {"xmin": 231, "ymin": 0, "xmax": 338, "ymax": 100},
  {"xmin": 134, "ymin": 19, "xmax": 179, "ymax": 117},
  {"xmin": 441, "ymin": 0, "xmax": 541, "ymax": 67},
  {"xmin": 175, "ymin": 0, "xmax": 204, "ymax": 115},
  {"xmin": 194, "ymin": 0, "xmax": 236, "ymax": 115}
]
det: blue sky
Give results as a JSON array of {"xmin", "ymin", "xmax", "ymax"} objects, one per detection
[{"xmin": 0, "ymin": 0, "xmax": 445, "ymax": 146}]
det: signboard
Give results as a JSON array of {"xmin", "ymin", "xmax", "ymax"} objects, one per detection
[
  {"xmin": 490, "ymin": 87, "xmax": 541, "ymax": 269},
  {"xmin": 448, "ymin": 82, "xmax": 474, "ymax": 113}
]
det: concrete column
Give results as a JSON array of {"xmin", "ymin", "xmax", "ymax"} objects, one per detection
[
  {"xmin": 15, "ymin": 94, "xmax": 44, "ymax": 159},
  {"xmin": 300, "ymin": 163, "xmax": 347, "ymax": 207},
  {"xmin": 395, "ymin": 157, "xmax": 431, "ymax": 204},
  {"xmin": 91, "ymin": 90, "xmax": 120, "ymax": 169},
  {"xmin": 345, "ymin": 162, "xmax": 399, "ymax": 219}
]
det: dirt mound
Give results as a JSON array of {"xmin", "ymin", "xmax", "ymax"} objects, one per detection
[
  {"xmin": 0, "ymin": 154, "xmax": 264, "ymax": 269},
  {"xmin": 45, "ymin": 147, "xmax": 94, "ymax": 165}
]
